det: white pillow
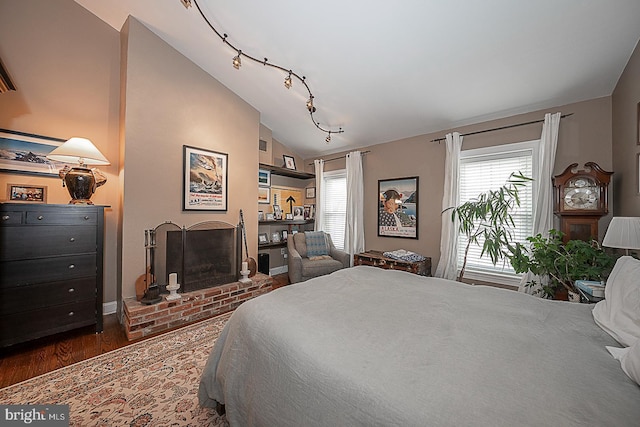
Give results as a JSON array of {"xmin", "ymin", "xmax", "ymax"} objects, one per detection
[
  {"xmin": 620, "ymin": 339, "xmax": 640, "ymax": 386},
  {"xmin": 592, "ymin": 256, "xmax": 640, "ymax": 347}
]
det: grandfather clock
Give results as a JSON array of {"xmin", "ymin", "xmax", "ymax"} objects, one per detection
[{"xmin": 553, "ymin": 162, "xmax": 612, "ymax": 243}]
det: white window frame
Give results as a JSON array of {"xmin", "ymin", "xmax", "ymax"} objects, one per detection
[
  {"xmin": 458, "ymin": 140, "xmax": 539, "ymax": 287},
  {"xmin": 320, "ymin": 169, "xmax": 347, "ymax": 250}
]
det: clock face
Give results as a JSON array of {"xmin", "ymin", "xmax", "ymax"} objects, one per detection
[{"xmin": 563, "ymin": 178, "xmax": 599, "ymax": 210}]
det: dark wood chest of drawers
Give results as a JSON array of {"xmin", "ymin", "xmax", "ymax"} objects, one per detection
[
  {"xmin": 0, "ymin": 203, "xmax": 104, "ymax": 347},
  {"xmin": 354, "ymin": 250, "xmax": 432, "ymax": 276}
]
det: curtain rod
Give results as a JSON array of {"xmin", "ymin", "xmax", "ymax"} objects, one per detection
[
  {"xmin": 308, "ymin": 150, "xmax": 370, "ymax": 166},
  {"xmin": 430, "ymin": 113, "xmax": 573, "ymax": 143}
]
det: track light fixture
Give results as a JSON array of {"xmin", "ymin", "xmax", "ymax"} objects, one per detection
[
  {"xmin": 232, "ymin": 50, "xmax": 242, "ymax": 69},
  {"xmin": 183, "ymin": 0, "xmax": 344, "ymax": 142}
]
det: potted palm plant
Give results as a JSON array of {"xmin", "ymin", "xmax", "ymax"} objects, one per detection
[
  {"xmin": 447, "ymin": 172, "xmax": 531, "ymax": 282},
  {"xmin": 507, "ymin": 229, "xmax": 616, "ymax": 299}
]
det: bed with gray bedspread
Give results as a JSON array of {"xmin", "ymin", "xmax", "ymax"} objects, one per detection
[{"xmin": 199, "ymin": 265, "xmax": 640, "ymax": 426}]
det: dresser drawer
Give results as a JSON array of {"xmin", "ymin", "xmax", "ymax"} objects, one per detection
[
  {"xmin": 0, "ymin": 225, "xmax": 96, "ymax": 261},
  {"xmin": 0, "ymin": 277, "xmax": 96, "ymax": 315},
  {"xmin": 0, "ymin": 301, "xmax": 96, "ymax": 347},
  {"xmin": 0, "ymin": 210, "xmax": 24, "ymax": 225},
  {"xmin": 1, "ymin": 253, "xmax": 97, "ymax": 286},
  {"xmin": 25, "ymin": 209, "xmax": 98, "ymax": 225}
]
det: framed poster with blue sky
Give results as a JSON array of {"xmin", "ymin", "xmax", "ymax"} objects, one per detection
[{"xmin": 0, "ymin": 128, "xmax": 66, "ymax": 177}]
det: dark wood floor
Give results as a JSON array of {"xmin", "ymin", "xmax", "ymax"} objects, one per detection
[{"xmin": 0, "ymin": 273, "xmax": 289, "ymax": 389}]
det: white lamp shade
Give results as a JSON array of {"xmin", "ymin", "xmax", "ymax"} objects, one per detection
[
  {"xmin": 47, "ymin": 137, "xmax": 110, "ymax": 166},
  {"xmin": 602, "ymin": 217, "xmax": 640, "ymax": 250}
]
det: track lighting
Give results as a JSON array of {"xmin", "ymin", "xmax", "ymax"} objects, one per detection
[
  {"xmin": 284, "ymin": 72, "xmax": 292, "ymax": 89},
  {"xmin": 232, "ymin": 51, "xmax": 241, "ymax": 69},
  {"xmin": 185, "ymin": 0, "xmax": 344, "ymax": 143}
]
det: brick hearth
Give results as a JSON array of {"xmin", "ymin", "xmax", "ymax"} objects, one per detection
[{"xmin": 123, "ymin": 273, "xmax": 273, "ymax": 340}]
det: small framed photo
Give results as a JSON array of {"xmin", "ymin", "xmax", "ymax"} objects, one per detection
[
  {"xmin": 283, "ymin": 155, "xmax": 296, "ymax": 170},
  {"xmin": 7, "ymin": 184, "xmax": 47, "ymax": 203},
  {"xmin": 293, "ymin": 205, "xmax": 304, "ymax": 220},
  {"xmin": 285, "ymin": 213, "xmax": 293, "ymax": 220},
  {"xmin": 306, "ymin": 187, "xmax": 316, "ymax": 199},
  {"xmin": 281, "ymin": 230, "xmax": 288, "ymax": 241},
  {"xmin": 304, "ymin": 204, "xmax": 314, "ymax": 220},
  {"xmin": 258, "ymin": 233, "xmax": 269, "ymax": 244},
  {"xmin": 271, "ymin": 231, "xmax": 281, "ymax": 243},
  {"xmin": 258, "ymin": 168, "xmax": 271, "ymax": 187},
  {"xmin": 273, "ymin": 204, "xmax": 282, "ymax": 220},
  {"xmin": 258, "ymin": 186, "xmax": 270, "ymax": 204},
  {"xmin": 258, "ymin": 210, "xmax": 264, "ymax": 221},
  {"xmin": 265, "ymin": 212, "xmax": 274, "ymax": 221}
]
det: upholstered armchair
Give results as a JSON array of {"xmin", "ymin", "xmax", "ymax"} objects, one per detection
[{"xmin": 287, "ymin": 231, "xmax": 350, "ymax": 284}]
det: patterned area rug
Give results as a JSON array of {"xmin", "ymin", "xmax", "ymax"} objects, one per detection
[{"xmin": 0, "ymin": 313, "xmax": 231, "ymax": 426}]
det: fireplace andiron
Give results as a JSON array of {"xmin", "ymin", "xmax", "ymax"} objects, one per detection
[{"xmin": 141, "ymin": 228, "xmax": 162, "ymax": 305}]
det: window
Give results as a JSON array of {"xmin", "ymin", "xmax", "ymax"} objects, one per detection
[
  {"xmin": 320, "ymin": 169, "xmax": 347, "ymax": 250},
  {"xmin": 458, "ymin": 140, "xmax": 538, "ymax": 286}
]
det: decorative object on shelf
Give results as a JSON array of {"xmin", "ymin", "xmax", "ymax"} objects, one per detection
[
  {"xmin": 304, "ymin": 204, "xmax": 314, "ymax": 220},
  {"xmin": 6, "ymin": 183, "xmax": 47, "ymax": 203},
  {"xmin": 285, "ymin": 213, "xmax": 293, "ymax": 220},
  {"xmin": 165, "ymin": 272, "xmax": 182, "ymax": 301},
  {"xmin": 602, "ymin": 217, "xmax": 640, "ymax": 256},
  {"xmin": 0, "ymin": 129, "xmax": 68, "ymax": 176},
  {"xmin": 281, "ymin": 230, "xmax": 288, "ymax": 241},
  {"xmin": 271, "ymin": 231, "xmax": 281, "ymax": 243},
  {"xmin": 182, "ymin": 145, "xmax": 228, "ymax": 211},
  {"xmin": 273, "ymin": 204, "xmax": 282, "ymax": 220},
  {"xmin": 265, "ymin": 213, "xmax": 274, "ymax": 221},
  {"xmin": 182, "ymin": 0, "xmax": 344, "ymax": 143},
  {"xmin": 258, "ymin": 233, "xmax": 269, "ymax": 244},
  {"xmin": 258, "ymin": 168, "xmax": 271, "ymax": 187},
  {"xmin": 283, "ymin": 155, "xmax": 296, "ymax": 170},
  {"xmin": 258, "ymin": 210, "xmax": 264, "ymax": 221},
  {"xmin": 293, "ymin": 205, "xmax": 304, "ymax": 220},
  {"xmin": 378, "ymin": 176, "xmax": 419, "ymax": 239},
  {"xmin": 45, "ymin": 137, "xmax": 110, "ymax": 205},
  {"xmin": 306, "ymin": 187, "xmax": 316, "ymax": 199},
  {"xmin": 553, "ymin": 162, "xmax": 612, "ymax": 243},
  {"xmin": 239, "ymin": 209, "xmax": 257, "ymax": 277},
  {"xmin": 258, "ymin": 187, "xmax": 270, "ymax": 204}
]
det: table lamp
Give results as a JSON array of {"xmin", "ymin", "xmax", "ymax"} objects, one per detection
[
  {"xmin": 46, "ymin": 137, "xmax": 110, "ymax": 204},
  {"xmin": 602, "ymin": 217, "xmax": 640, "ymax": 255}
]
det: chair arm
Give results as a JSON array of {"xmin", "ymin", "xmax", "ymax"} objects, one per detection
[
  {"xmin": 330, "ymin": 247, "xmax": 351, "ymax": 269},
  {"xmin": 287, "ymin": 237, "xmax": 303, "ymax": 284}
]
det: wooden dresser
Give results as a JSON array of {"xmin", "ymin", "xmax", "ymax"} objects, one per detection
[
  {"xmin": 0, "ymin": 203, "xmax": 104, "ymax": 347},
  {"xmin": 354, "ymin": 250, "xmax": 431, "ymax": 276}
]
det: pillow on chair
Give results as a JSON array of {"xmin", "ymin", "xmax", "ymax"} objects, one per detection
[{"xmin": 305, "ymin": 231, "xmax": 329, "ymax": 257}]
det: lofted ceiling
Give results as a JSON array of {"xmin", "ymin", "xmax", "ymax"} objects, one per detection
[{"xmin": 74, "ymin": 0, "xmax": 640, "ymax": 158}]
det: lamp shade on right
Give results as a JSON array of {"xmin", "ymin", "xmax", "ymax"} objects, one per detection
[{"xmin": 602, "ymin": 217, "xmax": 640, "ymax": 250}]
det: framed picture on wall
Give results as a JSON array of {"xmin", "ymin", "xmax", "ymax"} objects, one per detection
[
  {"xmin": 306, "ymin": 187, "xmax": 316, "ymax": 199},
  {"xmin": 283, "ymin": 155, "xmax": 296, "ymax": 170},
  {"xmin": 183, "ymin": 145, "xmax": 228, "ymax": 211},
  {"xmin": 258, "ymin": 187, "xmax": 270, "ymax": 204},
  {"xmin": 258, "ymin": 168, "xmax": 271, "ymax": 186},
  {"xmin": 0, "ymin": 128, "xmax": 67, "ymax": 177},
  {"xmin": 378, "ymin": 176, "xmax": 419, "ymax": 239}
]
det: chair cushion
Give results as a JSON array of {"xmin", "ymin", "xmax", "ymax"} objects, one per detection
[
  {"xmin": 305, "ymin": 231, "xmax": 329, "ymax": 257},
  {"xmin": 301, "ymin": 257, "xmax": 344, "ymax": 279},
  {"xmin": 293, "ymin": 233, "xmax": 307, "ymax": 258}
]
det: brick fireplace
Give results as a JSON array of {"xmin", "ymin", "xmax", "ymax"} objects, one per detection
[{"xmin": 123, "ymin": 272, "xmax": 273, "ymax": 340}]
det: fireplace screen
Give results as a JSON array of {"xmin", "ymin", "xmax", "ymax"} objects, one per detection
[{"xmin": 147, "ymin": 220, "xmax": 241, "ymax": 293}]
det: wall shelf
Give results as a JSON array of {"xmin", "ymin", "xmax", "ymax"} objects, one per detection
[
  {"xmin": 259, "ymin": 219, "xmax": 314, "ymax": 226},
  {"xmin": 259, "ymin": 163, "xmax": 315, "ymax": 180}
]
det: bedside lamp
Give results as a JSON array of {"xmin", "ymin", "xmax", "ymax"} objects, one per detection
[
  {"xmin": 46, "ymin": 137, "xmax": 110, "ymax": 205},
  {"xmin": 602, "ymin": 217, "xmax": 640, "ymax": 255}
]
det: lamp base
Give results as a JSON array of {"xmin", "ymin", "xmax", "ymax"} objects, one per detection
[{"xmin": 61, "ymin": 166, "xmax": 96, "ymax": 205}]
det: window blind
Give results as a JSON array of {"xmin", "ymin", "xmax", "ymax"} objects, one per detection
[
  {"xmin": 458, "ymin": 143, "xmax": 535, "ymax": 282},
  {"xmin": 321, "ymin": 170, "xmax": 347, "ymax": 250}
]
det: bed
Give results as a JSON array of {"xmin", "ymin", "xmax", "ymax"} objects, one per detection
[{"xmin": 199, "ymin": 257, "xmax": 640, "ymax": 426}]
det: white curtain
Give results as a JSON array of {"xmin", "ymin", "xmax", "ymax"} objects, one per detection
[
  {"xmin": 345, "ymin": 151, "xmax": 365, "ymax": 265},
  {"xmin": 314, "ymin": 159, "xmax": 325, "ymax": 231},
  {"xmin": 434, "ymin": 132, "xmax": 463, "ymax": 280},
  {"xmin": 518, "ymin": 112, "xmax": 561, "ymax": 294}
]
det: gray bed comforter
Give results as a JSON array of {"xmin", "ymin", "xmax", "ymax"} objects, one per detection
[{"xmin": 199, "ymin": 266, "xmax": 640, "ymax": 426}]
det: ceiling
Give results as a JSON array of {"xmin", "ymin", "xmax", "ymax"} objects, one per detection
[{"xmin": 74, "ymin": 0, "xmax": 640, "ymax": 158}]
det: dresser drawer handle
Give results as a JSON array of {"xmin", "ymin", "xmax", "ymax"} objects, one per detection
[
  {"xmin": 68, "ymin": 264, "xmax": 75, "ymax": 269},
  {"xmin": 68, "ymin": 288, "xmax": 75, "ymax": 293},
  {"xmin": 84, "ymin": 216, "xmax": 90, "ymax": 220},
  {"xmin": 37, "ymin": 215, "xmax": 44, "ymax": 220},
  {"xmin": 68, "ymin": 311, "xmax": 75, "ymax": 317},
  {"xmin": 69, "ymin": 237, "xmax": 76, "ymax": 242},
  {"xmin": 1, "ymin": 215, "xmax": 9, "ymax": 221}
]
